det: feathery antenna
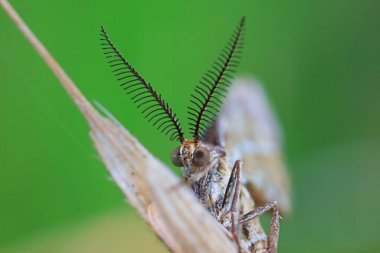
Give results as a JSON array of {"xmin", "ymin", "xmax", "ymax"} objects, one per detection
[
  {"xmin": 187, "ymin": 17, "xmax": 246, "ymax": 140},
  {"xmin": 100, "ymin": 27, "xmax": 185, "ymax": 142}
]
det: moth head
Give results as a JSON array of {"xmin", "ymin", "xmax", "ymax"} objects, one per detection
[
  {"xmin": 171, "ymin": 140, "xmax": 211, "ymax": 168},
  {"xmin": 101, "ymin": 17, "xmax": 245, "ymax": 168}
]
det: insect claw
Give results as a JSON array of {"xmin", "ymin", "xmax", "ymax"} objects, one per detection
[{"xmin": 166, "ymin": 179, "xmax": 190, "ymax": 194}]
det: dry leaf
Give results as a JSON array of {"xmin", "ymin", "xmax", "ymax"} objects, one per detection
[{"xmin": 0, "ymin": 0, "xmax": 237, "ymax": 252}]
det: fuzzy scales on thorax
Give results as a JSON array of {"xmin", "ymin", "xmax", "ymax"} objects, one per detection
[{"xmin": 182, "ymin": 145, "xmax": 268, "ymax": 253}]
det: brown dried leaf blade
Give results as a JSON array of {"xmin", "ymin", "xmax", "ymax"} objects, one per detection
[{"xmin": 0, "ymin": 1, "xmax": 237, "ymax": 252}]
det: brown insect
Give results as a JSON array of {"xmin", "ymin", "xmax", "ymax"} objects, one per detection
[{"xmin": 100, "ymin": 16, "xmax": 290, "ymax": 253}]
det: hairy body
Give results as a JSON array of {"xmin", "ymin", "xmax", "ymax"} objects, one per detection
[{"xmin": 178, "ymin": 140, "xmax": 278, "ymax": 253}]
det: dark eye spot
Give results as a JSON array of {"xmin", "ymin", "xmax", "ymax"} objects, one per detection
[
  {"xmin": 171, "ymin": 147, "xmax": 183, "ymax": 167},
  {"xmin": 195, "ymin": 151, "xmax": 203, "ymax": 158},
  {"xmin": 193, "ymin": 146, "xmax": 210, "ymax": 167}
]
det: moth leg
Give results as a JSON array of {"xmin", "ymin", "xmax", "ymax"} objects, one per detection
[
  {"xmin": 221, "ymin": 160, "xmax": 242, "ymax": 252},
  {"xmin": 238, "ymin": 201, "xmax": 281, "ymax": 253},
  {"xmin": 167, "ymin": 178, "xmax": 191, "ymax": 193}
]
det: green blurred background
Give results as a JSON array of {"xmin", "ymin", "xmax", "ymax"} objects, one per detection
[{"xmin": 1, "ymin": 0, "xmax": 380, "ymax": 252}]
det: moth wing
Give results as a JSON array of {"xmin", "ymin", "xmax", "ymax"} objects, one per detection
[{"xmin": 205, "ymin": 78, "xmax": 291, "ymax": 215}]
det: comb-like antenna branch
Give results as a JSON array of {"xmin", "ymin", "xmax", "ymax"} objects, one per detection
[
  {"xmin": 188, "ymin": 17, "xmax": 246, "ymax": 140},
  {"xmin": 100, "ymin": 27, "xmax": 185, "ymax": 142}
]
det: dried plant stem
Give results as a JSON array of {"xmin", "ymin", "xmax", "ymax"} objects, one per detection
[{"xmin": 0, "ymin": 0, "xmax": 237, "ymax": 252}]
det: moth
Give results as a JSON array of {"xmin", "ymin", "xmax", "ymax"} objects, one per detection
[{"xmin": 100, "ymin": 17, "xmax": 290, "ymax": 253}]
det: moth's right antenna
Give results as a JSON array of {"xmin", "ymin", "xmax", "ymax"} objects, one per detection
[{"xmin": 100, "ymin": 27, "xmax": 185, "ymax": 143}]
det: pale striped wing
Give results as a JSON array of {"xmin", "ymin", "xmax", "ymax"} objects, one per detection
[{"xmin": 204, "ymin": 78, "xmax": 291, "ymax": 215}]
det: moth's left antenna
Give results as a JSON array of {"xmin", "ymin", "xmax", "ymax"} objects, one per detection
[{"xmin": 187, "ymin": 17, "xmax": 246, "ymax": 140}]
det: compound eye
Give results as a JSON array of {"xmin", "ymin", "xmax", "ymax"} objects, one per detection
[
  {"xmin": 193, "ymin": 146, "xmax": 210, "ymax": 167},
  {"xmin": 171, "ymin": 147, "xmax": 183, "ymax": 167}
]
